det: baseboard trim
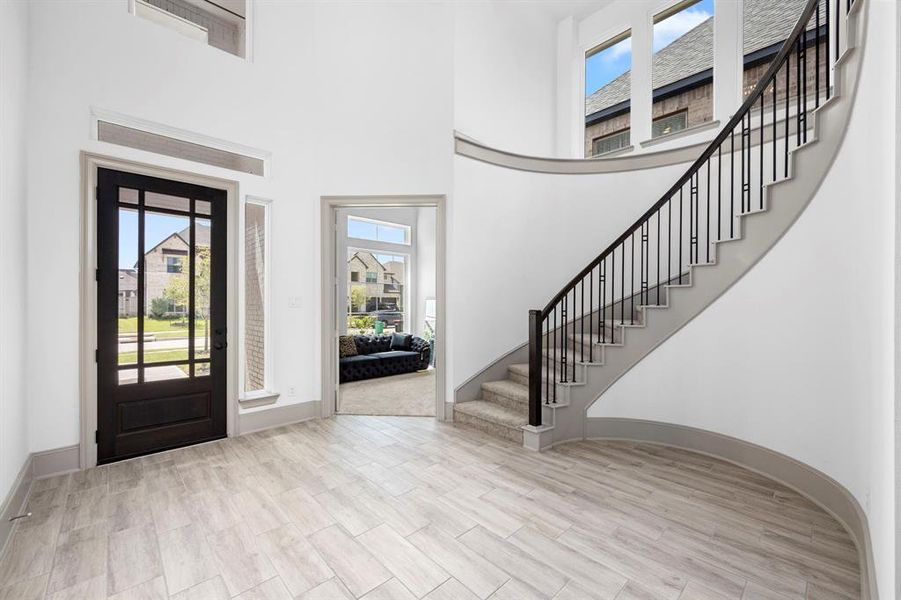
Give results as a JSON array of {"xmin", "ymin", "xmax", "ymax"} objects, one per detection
[
  {"xmin": 237, "ymin": 401, "xmax": 321, "ymax": 435},
  {"xmin": 585, "ymin": 417, "xmax": 878, "ymax": 600},
  {"xmin": 0, "ymin": 455, "xmax": 34, "ymax": 560},
  {"xmin": 32, "ymin": 444, "xmax": 80, "ymax": 479}
]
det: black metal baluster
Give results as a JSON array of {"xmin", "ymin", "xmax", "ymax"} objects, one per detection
[
  {"xmin": 835, "ymin": 0, "xmax": 839, "ymax": 63},
  {"xmin": 730, "ymin": 130, "xmax": 735, "ymax": 238},
  {"xmin": 580, "ymin": 279, "xmax": 584, "ymax": 365},
  {"xmin": 785, "ymin": 55, "xmax": 790, "ymax": 178},
  {"xmin": 772, "ymin": 76, "xmax": 777, "ymax": 182},
  {"xmin": 668, "ymin": 198, "xmax": 672, "ymax": 284},
  {"xmin": 601, "ymin": 259, "xmax": 607, "ymax": 344},
  {"xmin": 740, "ymin": 113, "xmax": 746, "ymax": 214},
  {"xmin": 543, "ymin": 317, "xmax": 551, "ymax": 404},
  {"xmin": 815, "ymin": 3, "xmax": 821, "ymax": 108},
  {"xmin": 678, "ymin": 188, "xmax": 683, "ymax": 284},
  {"xmin": 588, "ymin": 267, "xmax": 593, "ymax": 363},
  {"xmin": 656, "ymin": 209, "xmax": 661, "ymax": 304},
  {"xmin": 717, "ymin": 146, "xmax": 722, "ymax": 242},
  {"xmin": 620, "ymin": 241, "xmax": 625, "ymax": 325},
  {"xmin": 801, "ymin": 32, "xmax": 807, "ymax": 144},
  {"xmin": 706, "ymin": 159, "xmax": 711, "ymax": 262},
  {"xmin": 553, "ymin": 306, "xmax": 557, "ymax": 401},
  {"xmin": 561, "ymin": 294, "xmax": 567, "ymax": 383},
  {"xmin": 630, "ymin": 232, "xmax": 635, "ymax": 325},
  {"xmin": 759, "ymin": 94, "xmax": 764, "ymax": 210},
  {"xmin": 692, "ymin": 172, "xmax": 699, "ymax": 263},
  {"xmin": 796, "ymin": 37, "xmax": 802, "ymax": 146},
  {"xmin": 640, "ymin": 222, "xmax": 647, "ymax": 309},
  {"xmin": 826, "ymin": 0, "xmax": 831, "ymax": 99}
]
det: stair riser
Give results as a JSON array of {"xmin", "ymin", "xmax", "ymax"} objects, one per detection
[
  {"xmin": 481, "ymin": 389, "xmax": 528, "ymax": 413},
  {"xmin": 453, "ymin": 409, "xmax": 523, "ymax": 444}
]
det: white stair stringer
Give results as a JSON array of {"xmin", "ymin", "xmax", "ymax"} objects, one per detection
[{"xmin": 526, "ymin": 2, "xmax": 867, "ymax": 451}]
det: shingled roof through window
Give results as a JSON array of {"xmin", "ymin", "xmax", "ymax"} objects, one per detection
[{"xmin": 585, "ymin": 0, "xmax": 822, "ymax": 117}]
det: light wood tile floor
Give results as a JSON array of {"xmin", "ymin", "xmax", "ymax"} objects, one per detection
[{"xmin": 0, "ymin": 416, "xmax": 860, "ymax": 599}]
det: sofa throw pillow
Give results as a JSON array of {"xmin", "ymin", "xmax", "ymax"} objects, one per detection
[
  {"xmin": 390, "ymin": 333, "xmax": 412, "ymax": 351},
  {"xmin": 338, "ymin": 335, "xmax": 358, "ymax": 358}
]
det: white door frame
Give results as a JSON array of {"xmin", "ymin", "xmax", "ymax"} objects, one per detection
[
  {"xmin": 320, "ymin": 195, "xmax": 447, "ymax": 420},
  {"xmin": 79, "ymin": 152, "xmax": 240, "ymax": 468}
]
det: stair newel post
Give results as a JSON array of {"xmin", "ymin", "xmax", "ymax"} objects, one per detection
[{"xmin": 528, "ymin": 309, "xmax": 543, "ymax": 427}]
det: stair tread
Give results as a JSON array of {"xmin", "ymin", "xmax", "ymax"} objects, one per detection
[{"xmin": 454, "ymin": 400, "xmax": 527, "ymax": 428}]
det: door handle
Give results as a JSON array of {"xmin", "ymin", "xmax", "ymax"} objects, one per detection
[{"xmin": 214, "ymin": 342, "xmax": 227, "ymax": 350}]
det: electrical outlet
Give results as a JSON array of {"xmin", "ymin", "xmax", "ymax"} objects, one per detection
[{"xmin": 287, "ymin": 386, "xmax": 296, "ymax": 396}]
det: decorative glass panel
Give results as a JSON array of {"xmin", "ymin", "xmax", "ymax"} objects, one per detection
[
  {"xmin": 145, "ymin": 191, "xmax": 190, "ymax": 213},
  {"xmin": 119, "ymin": 188, "xmax": 139, "ymax": 205}
]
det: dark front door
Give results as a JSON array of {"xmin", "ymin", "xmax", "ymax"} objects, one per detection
[{"xmin": 96, "ymin": 168, "xmax": 227, "ymax": 464}]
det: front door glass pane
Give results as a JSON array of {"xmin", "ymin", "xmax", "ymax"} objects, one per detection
[
  {"xmin": 143, "ymin": 211, "xmax": 191, "ymax": 370},
  {"xmin": 194, "ymin": 217, "xmax": 212, "ymax": 362},
  {"xmin": 118, "ymin": 208, "xmax": 139, "ymax": 370}
]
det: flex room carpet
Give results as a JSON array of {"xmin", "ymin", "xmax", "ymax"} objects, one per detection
[{"xmin": 338, "ymin": 369, "xmax": 436, "ymax": 416}]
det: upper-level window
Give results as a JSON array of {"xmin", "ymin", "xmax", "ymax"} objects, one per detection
[
  {"xmin": 366, "ymin": 272, "xmax": 378, "ymax": 284},
  {"xmin": 134, "ymin": 0, "xmax": 247, "ymax": 58},
  {"xmin": 592, "ymin": 130, "xmax": 630, "ymax": 157},
  {"xmin": 652, "ymin": 0, "xmax": 714, "ymax": 138},
  {"xmin": 652, "ymin": 110, "xmax": 688, "ymax": 138},
  {"xmin": 584, "ymin": 31, "xmax": 632, "ymax": 158},
  {"xmin": 742, "ymin": 0, "xmax": 826, "ymax": 99},
  {"xmin": 347, "ymin": 216, "xmax": 411, "ymax": 245}
]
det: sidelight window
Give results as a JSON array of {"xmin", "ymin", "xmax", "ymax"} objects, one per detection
[{"xmin": 243, "ymin": 198, "xmax": 271, "ymax": 395}]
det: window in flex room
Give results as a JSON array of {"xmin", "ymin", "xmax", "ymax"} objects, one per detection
[
  {"xmin": 584, "ymin": 30, "xmax": 632, "ymax": 158},
  {"xmin": 652, "ymin": 0, "xmax": 715, "ymax": 138}
]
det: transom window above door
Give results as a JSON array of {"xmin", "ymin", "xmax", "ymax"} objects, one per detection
[{"xmin": 347, "ymin": 216, "xmax": 410, "ymax": 245}]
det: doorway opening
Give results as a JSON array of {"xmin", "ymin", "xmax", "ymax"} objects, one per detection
[{"xmin": 321, "ymin": 198, "xmax": 445, "ymax": 421}]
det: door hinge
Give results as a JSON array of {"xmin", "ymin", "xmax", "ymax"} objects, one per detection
[
  {"xmin": 95, "ymin": 186, "xmax": 99, "ymax": 201},
  {"xmin": 95, "ymin": 430, "xmax": 99, "ymax": 444},
  {"xmin": 95, "ymin": 269, "xmax": 100, "ymax": 282},
  {"xmin": 95, "ymin": 349, "xmax": 99, "ymax": 363}
]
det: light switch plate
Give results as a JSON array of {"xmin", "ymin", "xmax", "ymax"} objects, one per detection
[{"xmin": 288, "ymin": 296, "xmax": 301, "ymax": 308}]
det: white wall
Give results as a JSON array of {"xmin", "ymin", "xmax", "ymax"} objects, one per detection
[
  {"xmin": 590, "ymin": 1, "xmax": 897, "ymax": 593},
  {"xmin": 450, "ymin": 155, "xmax": 690, "ymax": 387},
  {"xmin": 0, "ymin": 0, "xmax": 31, "ymax": 503},
  {"xmin": 415, "ymin": 207, "xmax": 437, "ymax": 339},
  {"xmin": 454, "ymin": 2, "xmax": 560, "ymax": 156}
]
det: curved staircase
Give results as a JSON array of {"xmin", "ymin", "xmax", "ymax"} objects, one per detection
[{"xmin": 453, "ymin": 0, "xmax": 866, "ymax": 450}]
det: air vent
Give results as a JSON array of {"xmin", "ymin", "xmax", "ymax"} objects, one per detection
[{"xmin": 97, "ymin": 120, "xmax": 265, "ymax": 176}]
